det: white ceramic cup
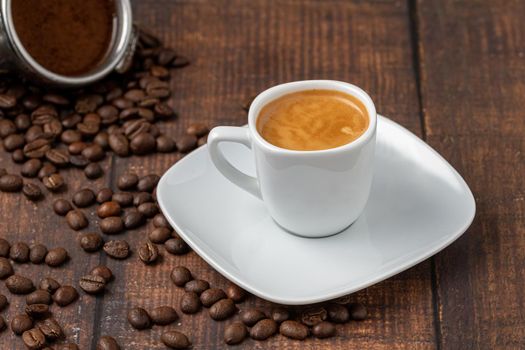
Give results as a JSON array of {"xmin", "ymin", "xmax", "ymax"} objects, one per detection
[{"xmin": 208, "ymin": 80, "xmax": 377, "ymax": 237}]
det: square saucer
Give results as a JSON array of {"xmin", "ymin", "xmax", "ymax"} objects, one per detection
[{"xmin": 157, "ymin": 116, "xmax": 475, "ymax": 305}]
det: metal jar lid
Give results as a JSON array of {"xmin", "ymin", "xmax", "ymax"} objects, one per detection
[{"xmin": 0, "ymin": 0, "xmax": 135, "ymax": 88}]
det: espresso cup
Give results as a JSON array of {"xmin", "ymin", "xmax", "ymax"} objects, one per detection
[{"xmin": 208, "ymin": 80, "xmax": 377, "ymax": 237}]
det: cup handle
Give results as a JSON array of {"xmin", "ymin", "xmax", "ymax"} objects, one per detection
[{"xmin": 208, "ymin": 126, "xmax": 262, "ymax": 199}]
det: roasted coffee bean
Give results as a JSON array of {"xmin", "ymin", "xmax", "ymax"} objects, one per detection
[
  {"xmin": 53, "ymin": 198, "xmax": 72, "ymax": 216},
  {"xmin": 23, "ymin": 183, "xmax": 43, "ymax": 200},
  {"xmin": 146, "ymin": 80, "xmax": 170, "ymax": 98},
  {"xmin": 43, "ymin": 93, "xmax": 69, "ymax": 106},
  {"xmin": 150, "ymin": 65, "xmax": 169, "ymax": 78},
  {"xmin": 279, "ymin": 320, "xmax": 309, "ymax": 340},
  {"xmin": 152, "ymin": 213, "xmax": 171, "ymax": 229},
  {"xmin": 186, "ymin": 123, "xmax": 209, "ymax": 137},
  {"xmin": 119, "ymin": 107, "xmax": 140, "ymax": 121},
  {"xmin": 156, "ymin": 135, "xmax": 175, "ymax": 152},
  {"xmin": 97, "ymin": 105, "xmax": 119, "ymax": 124},
  {"xmin": 137, "ymin": 202, "xmax": 158, "ymax": 218},
  {"xmin": 127, "ymin": 307, "xmax": 151, "ymax": 330},
  {"xmin": 326, "ymin": 303, "xmax": 350, "ymax": 323},
  {"xmin": 181, "ymin": 278, "xmax": 209, "ymax": 295},
  {"xmin": 79, "ymin": 274, "xmax": 106, "ymax": 294},
  {"xmin": 37, "ymin": 163, "xmax": 56, "ymax": 179},
  {"xmin": 53, "ymin": 286, "xmax": 78, "ymax": 306},
  {"xmin": 171, "ymin": 55, "xmax": 190, "ymax": 68},
  {"xmin": 150, "ymin": 306, "xmax": 178, "ymax": 325},
  {"xmin": 11, "ymin": 314, "xmax": 33, "ymax": 335},
  {"xmin": 90, "ymin": 265, "xmax": 113, "ymax": 282},
  {"xmin": 66, "ymin": 209, "xmax": 88, "ymax": 230},
  {"xmin": 225, "ymin": 283, "xmax": 247, "ymax": 303},
  {"xmin": 301, "ymin": 306, "xmax": 328, "ymax": 327},
  {"xmin": 180, "ymin": 291, "xmax": 201, "ymax": 314},
  {"xmin": 122, "ymin": 208, "xmax": 145, "ymax": 229},
  {"xmin": 241, "ymin": 309, "xmax": 266, "ymax": 327},
  {"xmin": 312, "ymin": 321, "xmax": 336, "ymax": 338},
  {"xmin": 112, "ymin": 192, "xmax": 134, "ymax": 207},
  {"xmin": 137, "ymin": 241, "xmax": 158, "ymax": 264},
  {"xmin": 26, "ymin": 290, "xmax": 52, "ymax": 305},
  {"xmin": 15, "ymin": 113, "xmax": 31, "ymax": 130},
  {"xmin": 6, "ymin": 274, "xmax": 35, "ymax": 294},
  {"xmin": 21, "ymin": 159, "xmax": 43, "ymax": 177},
  {"xmin": 124, "ymin": 89, "xmax": 146, "ymax": 102},
  {"xmin": 224, "ymin": 321, "xmax": 247, "ymax": 345},
  {"xmin": 349, "ymin": 303, "xmax": 367, "ymax": 320},
  {"xmin": 200, "ymin": 288, "xmax": 227, "ymax": 308},
  {"xmin": 130, "ymin": 132, "xmax": 156, "ymax": 155},
  {"xmin": 271, "ymin": 307, "xmax": 290, "ymax": 323},
  {"xmin": 94, "ymin": 131, "xmax": 110, "ymax": 149},
  {"xmin": 0, "ymin": 294, "xmax": 8, "ymax": 311},
  {"xmin": 96, "ymin": 336, "xmax": 120, "ymax": 350},
  {"xmin": 112, "ymin": 97, "xmax": 133, "ymax": 109},
  {"xmin": 0, "ymin": 174, "xmax": 23, "ymax": 192},
  {"xmin": 148, "ymin": 227, "xmax": 172, "ymax": 243},
  {"xmin": 80, "ymin": 233, "xmax": 104, "ymax": 252},
  {"xmin": 81, "ymin": 144, "xmax": 105, "ymax": 162},
  {"xmin": 24, "ymin": 138, "xmax": 51, "ymax": 159},
  {"xmin": 70, "ymin": 155, "xmax": 91, "ymax": 168},
  {"xmin": 176, "ymin": 134, "xmax": 197, "ymax": 153},
  {"xmin": 22, "ymin": 328, "xmax": 46, "ymax": 349},
  {"xmin": 24, "ymin": 126, "xmax": 45, "ymax": 144},
  {"xmin": 3, "ymin": 133, "xmax": 25, "ymax": 151},
  {"xmin": 39, "ymin": 278, "xmax": 60, "ymax": 294},
  {"xmin": 0, "ymin": 238, "xmax": 9, "ymax": 257},
  {"xmin": 133, "ymin": 192, "xmax": 153, "ymax": 206},
  {"xmin": 43, "ymin": 173, "xmax": 65, "ymax": 192},
  {"xmin": 10, "ymin": 242, "xmax": 30, "ymax": 262},
  {"xmin": 161, "ymin": 331, "xmax": 191, "ymax": 349},
  {"xmin": 0, "ymin": 119, "xmax": 17, "ymax": 137},
  {"xmin": 61, "ymin": 129, "xmax": 82, "ymax": 144},
  {"xmin": 0, "ymin": 316, "xmax": 5, "ymax": 332},
  {"xmin": 38, "ymin": 318, "xmax": 63, "ymax": 341},
  {"xmin": 117, "ymin": 173, "xmax": 138, "ymax": 190},
  {"xmin": 0, "ymin": 257, "xmax": 14, "ymax": 279},
  {"xmin": 209, "ymin": 298, "xmax": 236, "ymax": 320},
  {"xmin": 154, "ymin": 102, "xmax": 174, "ymax": 117},
  {"xmin": 75, "ymin": 94, "xmax": 103, "ymax": 114},
  {"xmin": 97, "ymin": 201, "xmax": 121, "ymax": 218},
  {"xmin": 12, "ymin": 149, "xmax": 26, "ymax": 163},
  {"xmin": 29, "ymin": 244, "xmax": 48, "ymax": 264},
  {"xmin": 68, "ymin": 141, "xmax": 87, "ymax": 155},
  {"xmin": 43, "ymin": 119, "xmax": 63, "ymax": 138},
  {"xmin": 73, "ymin": 188, "xmax": 96, "ymax": 207},
  {"xmin": 84, "ymin": 163, "xmax": 103, "ymax": 179},
  {"xmin": 100, "ymin": 217, "xmax": 124, "ymax": 234},
  {"xmin": 157, "ymin": 48, "xmax": 177, "ymax": 65},
  {"xmin": 62, "ymin": 113, "xmax": 82, "ymax": 128},
  {"xmin": 137, "ymin": 174, "xmax": 160, "ymax": 192},
  {"xmin": 96, "ymin": 188, "xmax": 113, "ymax": 203},
  {"xmin": 250, "ymin": 319, "xmax": 278, "ymax": 340},
  {"xmin": 170, "ymin": 266, "xmax": 192, "ymax": 287},
  {"xmin": 25, "ymin": 303, "xmax": 50, "ymax": 318},
  {"xmin": 103, "ymin": 240, "xmax": 130, "ymax": 259},
  {"xmin": 45, "ymin": 148, "xmax": 69, "ymax": 166},
  {"xmin": 45, "ymin": 248, "xmax": 68, "ymax": 267},
  {"xmin": 165, "ymin": 238, "xmax": 190, "ymax": 255}
]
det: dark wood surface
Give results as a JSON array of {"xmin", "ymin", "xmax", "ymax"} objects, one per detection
[{"xmin": 0, "ymin": 0, "xmax": 523, "ymax": 349}]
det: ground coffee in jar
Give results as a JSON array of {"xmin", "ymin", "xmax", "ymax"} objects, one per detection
[{"xmin": 11, "ymin": 0, "xmax": 115, "ymax": 76}]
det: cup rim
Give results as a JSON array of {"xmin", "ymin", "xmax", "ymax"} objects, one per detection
[{"xmin": 248, "ymin": 80, "xmax": 377, "ymax": 155}]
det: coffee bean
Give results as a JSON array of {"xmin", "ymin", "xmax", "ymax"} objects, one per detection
[
  {"xmin": 6, "ymin": 274, "xmax": 35, "ymax": 294},
  {"xmin": 250, "ymin": 319, "xmax": 278, "ymax": 340},
  {"xmin": 26, "ymin": 290, "xmax": 52, "ymax": 305},
  {"xmin": 225, "ymin": 283, "xmax": 247, "ymax": 303},
  {"xmin": 124, "ymin": 89, "xmax": 146, "ymax": 102},
  {"xmin": 157, "ymin": 48, "xmax": 177, "ymax": 65},
  {"xmin": 171, "ymin": 56, "xmax": 190, "ymax": 68},
  {"xmin": 66, "ymin": 209, "xmax": 88, "ymax": 230},
  {"xmin": 73, "ymin": 188, "xmax": 96, "ymax": 207},
  {"xmin": 137, "ymin": 202, "xmax": 158, "ymax": 218},
  {"xmin": 137, "ymin": 241, "xmax": 159, "ymax": 264},
  {"xmin": 127, "ymin": 307, "xmax": 151, "ymax": 330},
  {"xmin": 56, "ymin": 343, "xmax": 79, "ymax": 350},
  {"xmin": 90, "ymin": 265, "xmax": 113, "ymax": 283},
  {"xmin": 43, "ymin": 93, "xmax": 69, "ymax": 106},
  {"xmin": 241, "ymin": 309, "xmax": 266, "ymax": 327},
  {"xmin": 112, "ymin": 192, "xmax": 134, "ymax": 207},
  {"xmin": 11, "ymin": 314, "xmax": 33, "ymax": 335},
  {"xmin": 150, "ymin": 65, "xmax": 169, "ymax": 78},
  {"xmin": 53, "ymin": 286, "xmax": 78, "ymax": 306},
  {"xmin": 122, "ymin": 208, "xmax": 145, "ymax": 229},
  {"xmin": 180, "ymin": 292, "xmax": 201, "ymax": 314},
  {"xmin": 85, "ymin": 163, "xmax": 103, "ymax": 179},
  {"xmin": 22, "ymin": 328, "xmax": 46, "ymax": 349},
  {"xmin": 45, "ymin": 148, "xmax": 69, "ymax": 166},
  {"xmin": 24, "ymin": 138, "xmax": 51, "ymax": 159},
  {"xmin": 29, "ymin": 244, "xmax": 48, "ymax": 264},
  {"xmin": 103, "ymin": 240, "xmax": 130, "ymax": 259},
  {"xmin": 100, "ymin": 216, "xmax": 124, "ymax": 234},
  {"xmin": 312, "ymin": 321, "xmax": 336, "ymax": 338},
  {"xmin": 96, "ymin": 188, "xmax": 113, "ymax": 203},
  {"xmin": 37, "ymin": 162, "xmax": 56, "ymax": 179},
  {"xmin": 62, "ymin": 113, "xmax": 82, "ymax": 128},
  {"xmin": 152, "ymin": 213, "xmax": 171, "ymax": 229},
  {"xmin": 97, "ymin": 202, "xmax": 121, "ymax": 218},
  {"xmin": 0, "ymin": 294, "xmax": 8, "ymax": 311},
  {"xmin": 12, "ymin": 148, "xmax": 26, "ymax": 163},
  {"xmin": 23, "ymin": 183, "xmax": 43, "ymax": 200},
  {"xmin": 271, "ymin": 307, "xmax": 290, "ymax": 323},
  {"xmin": 279, "ymin": 320, "xmax": 309, "ymax": 340},
  {"xmin": 154, "ymin": 102, "xmax": 174, "ymax": 117},
  {"xmin": 185, "ymin": 279, "xmax": 209, "ymax": 295},
  {"xmin": 224, "ymin": 321, "xmax": 247, "ymax": 345},
  {"xmin": 0, "ymin": 238, "xmax": 10, "ymax": 257},
  {"xmin": 75, "ymin": 94, "xmax": 103, "ymax": 114},
  {"xmin": 61, "ymin": 129, "xmax": 82, "ymax": 144},
  {"xmin": 137, "ymin": 174, "xmax": 160, "ymax": 192},
  {"xmin": 176, "ymin": 134, "xmax": 197, "ymax": 153},
  {"xmin": 170, "ymin": 266, "xmax": 192, "ymax": 287},
  {"xmin": 146, "ymin": 80, "xmax": 170, "ymax": 98},
  {"xmin": 326, "ymin": 303, "xmax": 350, "ymax": 323},
  {"xmin": 109, "ymin": 133, "xmax": 130, "ymax": 156},
  {"xmin": 15, "ymin": 113, "xmax": 31, "ymax": 130},
  {"xmin": 10, "ymin": 242, "xmax": 30, "ymax": 263},
  {"xmin": 0, "ymin": 119, "xmax": 17, "ymax": 137},
  {"xmin": 53, "ymin": 198, "xmax": 72, "ymax": 216},
  {"xmin": 150, "ymin": 306, "xmax": 178, "ymax": 325},
  {"xmin": 348, "ymin": 303, "xmax": 367, "ymax": 321},
  {"xmin": 161, "ymin": 331, "xmax": 191, "ymax": 349},
  {"xmin": 39, "ymin": 278, "xmax": 60, "ymax": 294},
  {"xmin": 68, "ymin": 141, "xmax": 87, "ymax": 155},
  {"xmin": 96, "ymin": 336, "xmax": 120, "ymax": 350},
  {"xmin": 45, "ymin": 248, "xmax": 68, "ymax": 267},
  {"xmin": 38, "ymin": 318, "xmax": 63, "ymax": 341},
  {"xmin": 148, "ymin": 227, "xmax": 172, "ymax": 243},
  {"xmin": 112, "ymin": 97, "xmax": 133, "ymax": 109},
  {"xmin": 3, "ymin": 133, "xmax": 25, "ymax": 151},
  {"xmin": 70, "ymin": 156, "xmax": 91, "ymax": 169},
  {"xmin": 0, "ymin": 174, "xmax": 23, "ymax": 192},
  {"xmin": 97, "ymin": 105, "xmax": 119, "ymax": 124},
  {"xmin": 301, "ymin": 306, "xmax": 328, "ymax": 326},
  {"xmin": 43, "ymin": 173, "xmax": 65, "ymax": 192},
  {"xmin": 79, "ymin": 233, "xmax": 103, "ymax": 253},
  {"xmin": 79, "ymin": 274, "xmax": 106, "ymax": 294},
  {"xmin": 81, "ymin": 144, "xmax": 105, "ymax": 162},
  {"xmin": 133, "ymin": 192, "xmax": 153, "ymax": 206},
  {"xmin": 130, "ymin": 132, "xmax": 156, "ymax": 155},
  {"xmin": 21, "ymin": 159, "xmax": 43, "ymax": 177},
  {"xmin": 94, "ymin": 131, "xmax": 110, "ymax": 149},
  {"xmin": 0, "ymin": 316, "xmax": 5, "ymax": 332},
  {"xmin": 0, "ymin": 257, "xmax": 14, "ymax": 279},
  {"xmin": 156, "ymin": 135, "xmax": 175, "ymax": 152},
  {"xmin": 200, "ymin": 288, "xmax": 227, "ymax": 308},
  {"xmin": 117, "ymin": 173, "xmax": 138, "ymax": 190},
  {"xmin": 25, "ymin": 303, "xmax": 50, "ymax": 318},
  {"xmin": 186, "ymin": 123, "xmax": 209, "ymax": 137},
  {"xmin": 165, "ymin": 238, "xmax": 190, "ymax": 255},
  {"xmin": 209, "ymin": 298, "xmax": 236, "ymax": 320}
]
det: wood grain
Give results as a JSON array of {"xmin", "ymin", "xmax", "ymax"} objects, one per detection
[{"xmin": 416, "ymin": 0, "xmax": 525, "ymax": 349}]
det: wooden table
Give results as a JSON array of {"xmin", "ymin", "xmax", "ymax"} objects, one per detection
[{"xmin": 1, "ymin": 0, "xmax": 524, "ymax": 348}]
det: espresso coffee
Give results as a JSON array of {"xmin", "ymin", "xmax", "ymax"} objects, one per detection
[
  {"xmin": 11, "ymin": 0, "xmax": 115, "ymax": 76},
  {"xmin": 257, "ymin": 90, "xmax": 369, "ymax": 151}
]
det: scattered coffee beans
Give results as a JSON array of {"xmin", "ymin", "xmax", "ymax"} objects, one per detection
[
  {"xmin": 53, "ymin": 198, "xmax": 72, "ymax": 216},
  {"xmin": 80, "ymin": 233, "xmax": 104, "ymax": 252},
  {"xmin": 117, "ymin": 173, "xmax": 138, "ymax": 190},
  {"xmin": 180, "ymin": 292, "xmax": 201, "ymax": 314},
  {"xmin": 79, "ymin": 274, "xmax": 106, "ymax": 294},
  {"xmin": 66, "ymin": 209, "xmax": 88, "ymax": 230},
  {"xmin": 327, "ymin": 303, "xmax": 350, "ymax": 323},
  {"xmin": 90, "ymin": 265, "xmax": 113, "ymax": 283},
  {"xmin": 0, "ymin": 174, "xmax": 23, "ymax": 192},
  {"xmin": 11, "ymin": 314, "xmax": 33, "ymax": 335},
  {"xmin": 97, "ymin": 201, "xmax": 121, "ymax": 218},
  {"xmin": 22, "ymin": 328, "xmax": 46, "ymax": 349},
  {"xmin": 241, "ymin": 309, "xmax": 266, "ymax": 327},
  {"xmin": 38, "ymin": 318, "xmax": 64, "ymax": 341},
  {"xmin": 29, "ymin": 244, "xmax": 48, "ymax": 264},
  {"xmin": 200, "ymin": 288, "xmax": 227, "ymax": 308},
  {"xmin": 250, "ymin": 319, "xmax": 278, "ymax": 340},
  {"xmin": 6, "ymin": 274, "xmax": 35, "ymax": 294},
  {"xmin": 97, "ymin": 336, "xmax": 120, "ymax": 350},
  {"xmin": 225, "ymin": 283, "xmax": 247, "ymax": 303},
  {"xmin": 209, "ymin": 298, "xmax": 236, "ymax": 321},
  {"xmin": 161, "ymin": 331, "xmax": 191, "ymax": 349},
  {"xmin": 279, "ymin": 320, "xmax": 309, "ymax": 340},
  {"xmin": 45, "ymin": 247, "xmax": 68, "ymax": 267},
  {"xmin": 224, "ymin": 322, "xmax": 247, "ymax": 345},
  {"xmin": 164, "ymin": 237, "xmax": 190, "ymax": 255},
  {"xmin": 150, "ymin": 306, "xmax": 178, "ymax": 325},
  {"xmin": 103, "ymin": 240, "xmax": 130, "ymax": 259},
  {"xmin": 0, "ymin": 257, "xmax": 14, "ymax": 279},
  {"xmin": 312, "ymin": 321, "xmax": 336, "ymax": 339},
  {"xmin": 170, "ymin": 266, "xmax": 192, "ymax": 287},
  {"xmin": 25, "ymin": 303, "xmax": 50, "ymax": 318},
  {"xmin": 96, "ymin": 188, "xmax": 113, "ymax": 203},
  {"xmin": 0, "ymin": 238, "xmax": 10, "ymax": 257},
  {"xmin": 10, "ymin": 242, "xmax": 30, "ymax": 263},
  {"xmin": 349, "ymin": 303, "xmax": 367, "ymax": 321},
  {"xmin": 99, "ymin": 216, "xmax": 124, "ymax": 234},
  {"xmin": 26, "ymin": 290, "xmax": 52, "ymax": 305},
  {"xmin": 184, "ymin": 279, "xmax": 210, "ymax": 295},
  {"xmin": 39, "ymin": 277, "xmax": 61, "ymax": 294},
  {"xmin": 271, "ymin": 307, "xmax": 290, "ymax": 323},
  {"xmin": 127, "ymin": 307, "xmax": 151, "ymax": 330},
  {"xmin": 148, "ymin": 227, "xmax": 172, "ymax": 244},
  {"xmin": 152, "ymin": 213, "xmax": 171, "ymax": 229},
  {"xmin": 73, "ymin": 188, "xmax": 96, "ymax": 207},
  {"xmin": 22, "ymin": 182, "xmax": 43, "ymax": 200},
  {"xmin": 301, "ymin": 306, "xmax": 328, "ymax": 326},
  {"xmin": 0, "ymin": 294, "xmax": 8, "ymax": 311},
  {"xmin": 137, "ymin": 241, "xmax": 159, "ymax": 264},
  {"xmin": 53, "ymin": 286, "xmax": 78, "ymax": 306}
]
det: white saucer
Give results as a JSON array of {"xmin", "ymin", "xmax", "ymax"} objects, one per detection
[{"xmin": 157, "ymin": 116, "xmax": 475, "ymax": 305}]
